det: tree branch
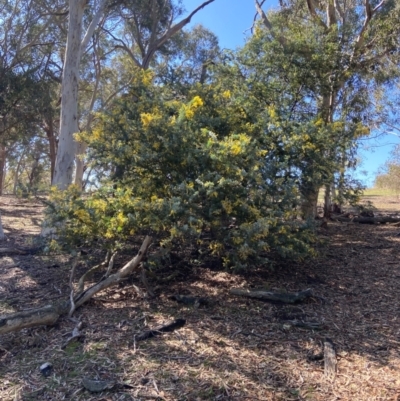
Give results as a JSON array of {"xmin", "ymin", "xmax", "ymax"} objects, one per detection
[
  {"xmin": 80, "ymin": 0, "xmax": 108, "ymax": 55},
  {"xmin": 142, "ymin": 0, "xmax": 215, "ymax": 69},
  {"xmin": 352, "ymin": 0, "xmax": 386, "ymax": 56},
  {"xmin": 255, "ymin": 0, "xmax": 274, "ymax": 32},
  {"xmin": 254, "ymin": 0, "xmax": 286, "ymax": 45},
  {"xmin": 333, "ymin": 0, "xmax": 344, "ymax": 23},
  {"xmin": 327, "ymin": 0, "xmax": 337, "ymax": 27},
  {"xmin": 306, "ymin": 0, "xmax": 328, "ymax": 30},
  {"xmin": 102, "ymin": 26, "xmax": 142, "ymax": 68}
]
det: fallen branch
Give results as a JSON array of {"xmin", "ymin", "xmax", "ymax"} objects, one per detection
[
  {"xmin": 76, "ymin": 251, "xmax": 111, "ymax": 294},
  {"xmin": 135, "ymin": 318, "xmax": 186, "ymax": 341},
  {"xmin": 0, "ymin": 245, "xmax": 44, "ymax": 255},
  {"xmin": 0, "ymin": 236, "xmax": 152, "ymax": 335},
  {"xmin": 0, "ymin": 248, "xmax": 29, "ymax": 255},
  {"xmin": 333, "ymin": 216, "xmax": 400, "ymax": 224},
  {"xmin": 230, "ymin": 288, "xmax": 313, "ymax": 303}
]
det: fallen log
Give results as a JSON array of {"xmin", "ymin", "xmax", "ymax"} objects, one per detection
[
  {"xmin": 230, "ymin": 288, "xmax": 312, "ymax": 304},
  {"xmin": 135, "ymin": 318, "xmax": 186, "ymax": 341},
  {"xmin": 333, "ymin": 216, "xmax": 400, "ymax": 224},
  {"xmin": 0, "ymin": 236, "xmax": 152, "ymax": 335},
  {"xmin": 0, "ymin": 247, "xmax": 29, "ymax": 255},
  {"xmin": 0, "ymin": 245, "xmax": 44, "ymax": 255}
]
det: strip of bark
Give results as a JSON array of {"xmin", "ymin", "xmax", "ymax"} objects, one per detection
[
  {"xmin": 0, "ymin": 236, "xmax": 152, "ymax": 335},
  {"xmin": 135, "ymin": 318, "xmax": 186, "ymax": 341},
  {"xmin": 230, "ymin": 288, "xmax": 312, "ymax": 304},
  {"xmin": 324, "ymin": 338, "xmax": 337, "ymax": 378},
  {"xmin": 282, "ymin": 320, "xmax": 322, "ymax": 330}
]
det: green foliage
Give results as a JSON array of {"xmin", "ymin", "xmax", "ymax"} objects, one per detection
[
  {"xmin": 44, "ymin": 0, "xmax": 400, "ymax": 268},
  {"xmin": 46, "ymin": 68, "xmax": 320, "ymax": 267}
]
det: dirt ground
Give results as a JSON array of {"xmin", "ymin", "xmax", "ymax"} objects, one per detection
[{"xmin": 0, "ymin": 194, "xmax": 400, "ymax": 401}]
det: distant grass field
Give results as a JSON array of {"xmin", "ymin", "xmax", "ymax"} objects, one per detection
[
  {"xmin": 363, "ymin": 187, "xmax": 399, "ymax": 196},
  {"xmin": 362, "ymin": 187, "xmax": 400, "ymax": 212},
  {"xmin": 318, "ymin": 187, "xmax": 400, "ymax": 213}
]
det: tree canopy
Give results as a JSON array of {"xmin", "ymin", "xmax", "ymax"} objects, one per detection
[{"xmin": 0, "ymin": 0, "xmax": 399, "ymax": 266}]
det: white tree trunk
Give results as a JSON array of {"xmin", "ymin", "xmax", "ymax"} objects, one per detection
[
  {"xmin": 53, "ymin": 0, "xmax": 107, "ymax": 190},
  {"xmin": 52, "ymin": 0, "xmax": 85, "ymax": 189}
]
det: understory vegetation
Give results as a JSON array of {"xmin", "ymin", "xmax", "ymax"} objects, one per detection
[
  {"xmin": 2, "ymin": 0, "xmax": 399, "ymax": 268},
  {"xmin": 1, "ymin": 1, "xmax": 400, "ymax": 399}
]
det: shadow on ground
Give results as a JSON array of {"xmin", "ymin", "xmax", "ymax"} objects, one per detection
[{"xmin": 0, "ymin": 197, "xmax": 400, "ymax": 400}]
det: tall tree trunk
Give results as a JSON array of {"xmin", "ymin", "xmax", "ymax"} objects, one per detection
[
  {"xmin": 300, "ymin": 185, "xmax": 319, "ymax": 220},
  {"xmin": 13, "ymin": 150, "xmax": 25, "ymax": 195},
  {"xmin": 323, "ymin": 183, "xmax": 332, "ymax": 217},
  {"xmin": 44, "ymin": 119, "xmax": 57, "ymax": 184},
  {"xmin": 0, "ymin": 145, "xmax": 7, "ymax": 195},
  {"xmin": 52, "ymin": 0, "xmax": 107, "ymax": 190},
  {"xmin": 337, "ymin": 154, "xmax": 346, "ymax": 210},
  {"xmin": 74, "ymin": 141, "xmax": 87, "ymax": 189},
  {"xmin": 52, "ymin": 0, "xmax": 85, "ymax": 189}
]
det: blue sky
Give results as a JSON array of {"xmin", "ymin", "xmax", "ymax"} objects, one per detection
[{"xmin": 182, "ymin": 0, "xmax": 400, "ymax": 187}]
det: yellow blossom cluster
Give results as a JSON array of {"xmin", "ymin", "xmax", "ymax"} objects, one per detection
[
  {"xmin": 141, "ymin": 113, "xmax": 154, "ymax": 127},
  {"xmin": 184, "ymin": 96, "xmax": 204, "ymax": 119}
]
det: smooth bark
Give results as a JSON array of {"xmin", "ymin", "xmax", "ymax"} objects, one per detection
[
  {"xmin": 53, "ymin": 0, "xmax": 107, "ymax": 189},
  {"xmin": 53, "ymin": 0, "xmax": 86, "ymax": 189}
]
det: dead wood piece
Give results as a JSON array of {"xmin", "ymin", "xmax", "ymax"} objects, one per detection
[
  {"xmin": 0, "ymin": 236, "xmax": 152, "ymax": 335},
  {"xmin": 230, "ymin": 288, "xmax": 312, "ymax": 304},
  {"xmin": 77, "ymin": 251, "xmax": 110, "ymax": 294},
  {"xmin": 62, "ymin": 321, "xmax": 84, "ymax": 349},
  {"xmin": 135, "ymin": 318, "xmax": 186, "ymax": 341},
  {"xmin": 334, "ymin": 216, "xmax": 400, "ymax": 224},
  {"xmin": 170, "ymin": 295, "xmax": 209, "ymax": 306},
  {"xmin": 0, "ymin": 247, "xmax": 28, "ymax": 255},
  {"xmin": 72, "ymin": 236, "xmax": 152, "ymax": 308},
  {"xmin": 0, "ymin": 245, "xmax": 44, "ymax": 255},
  {"xmin": 82, "ymin": 378, "xmax": 115, "ymax": 393},
  {"xmin": 324, "ymin": 338, "xmax": 337, "ymax": 377},
  {"xmin": 282, "ymin": 320, "xmax": 322, "ymax": 330},
  {"xmin": 0, "ymin": 304, "xmax": 66, "ymax": 334}
]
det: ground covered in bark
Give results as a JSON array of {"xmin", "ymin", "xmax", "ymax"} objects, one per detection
[{"xmin": 0, "ymin": 194, "xmax": 400, "ymax": 401}]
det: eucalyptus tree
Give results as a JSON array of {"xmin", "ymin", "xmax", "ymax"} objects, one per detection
[
  {"xmin": 0, "ymin": 0, "xmax": 68, "ymax": 187},
  {"xmin": 253, "ymin": 0, "xmax": 400, "ymax": 217},
  {"xmin": 70, "ymin": 0, "xmax": 216, "ymax": 188},
  {"xmin": 154, "ymin": 24, "xmax": 220, "ymax": 87},
  {"xmin": 103, "ymin": 0, "xmax": 215, "ymax": 70}
]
